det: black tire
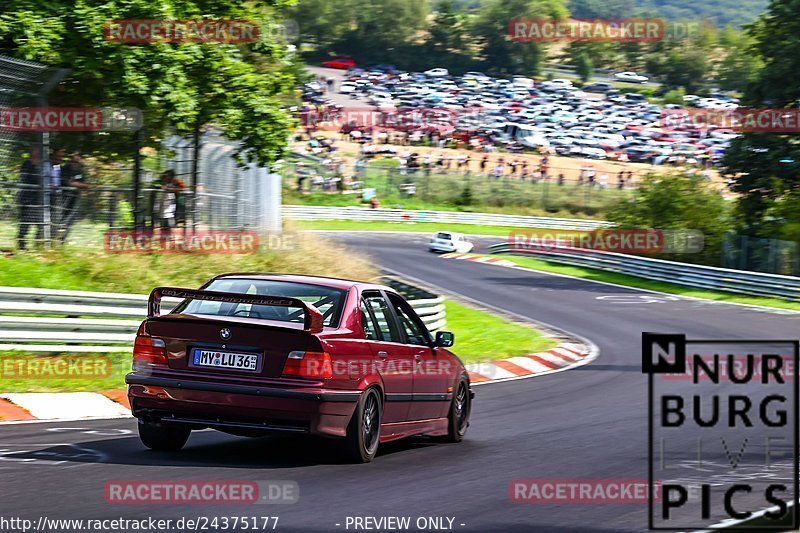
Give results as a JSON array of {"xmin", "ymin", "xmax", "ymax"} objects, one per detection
[
  {"xmin": 138, "ymin": 420, "xmax": 191, "ymax": 451},
  {"xmin": 442, "ymin": 379, "xmax": 471, "ymax": 443},
  {"xmin": 342, "ymin": 388, "xmax": 382, "ymax": 463}
]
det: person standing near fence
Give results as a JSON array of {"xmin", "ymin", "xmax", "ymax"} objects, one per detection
[
  {"xmin": 44, "ymin": 147, "xmax": 65, "ymax": 229},
  {"xmin": 492, "ymin": 159, "xmax": 504, "ymax": 180},
  {"xmin": 16, "ymin": 146, "xmax": 42, "ymax": 250},
  {"xmin": 541, "ymin": 155, "xmax": 550, "ymax": 178},
  {"xmin": 156, "ymin": 170, "xmax": 178, "ymax": 236},
  {"xmin": 58, "ymin": 152, "xmax": 90, "ymax": 243}
]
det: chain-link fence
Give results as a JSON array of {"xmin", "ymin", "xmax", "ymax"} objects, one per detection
[
  {"xmin": 0, "ymin": 53, "xmax": 281, "ymax": 250},
  {"xmin": 283, "ymin": 157, "xmax": 633, "ymax": 216},
  {"xmin": 722, "ymin": 233, "xmax": 800, "ymax": 276},
  {"xmin": 0, "ymin": 56, "xmax": 71, "ymax": 249},
  {"xmin": 0, "ymin": 133, "xmax": 283, "ymax": 250}
]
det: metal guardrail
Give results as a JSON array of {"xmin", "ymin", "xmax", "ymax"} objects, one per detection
[
  {"xmin": 283, "ymin": 205, "xmax": 610, "ymax": 231},
  {"xmin": 0, "ymin": 282, "xmax": 446, "ymax": 351},
  {"xmin": 488, "ymin": 243, "xmax": 800, "ymax": 301}
]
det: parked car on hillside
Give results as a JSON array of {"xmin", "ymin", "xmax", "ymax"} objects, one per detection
[
  {"xmin": 322, "ymin": 58, "xmax": 356, "ymax": 70},
  {"xmin": 614, "ymin": 72, "xmax": 649, "ymax": 84}
]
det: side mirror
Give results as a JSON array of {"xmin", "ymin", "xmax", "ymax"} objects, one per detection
[{"xmin": 434, "ymin": 331, "xmax": 455, "ymax": 348}]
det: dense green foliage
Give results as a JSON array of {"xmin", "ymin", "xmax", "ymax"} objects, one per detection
[
  {"xmin": 0, "ymin": 0, "xmax": 299, "ymax": 165},
  {"xmin": 294, "ymin": 0, "xmax": 766, "ymax": 91},
  {"xmin": 721, "ymin": 0, "xmax": 800, "ymax": 237},
  {"xmin": 607, "ymin": 173, "xmax": 731, "ymax": 264}
]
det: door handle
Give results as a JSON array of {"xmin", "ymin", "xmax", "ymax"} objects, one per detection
[{"xmin": 377, "ymin": 351, "xmax": 389, "ymax": 358}]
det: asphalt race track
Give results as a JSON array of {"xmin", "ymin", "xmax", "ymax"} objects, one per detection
[{"xmin": 2, "ymin": 232, "xmax": 799, "ymax": 532}]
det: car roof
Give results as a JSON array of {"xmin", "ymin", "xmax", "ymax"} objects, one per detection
[{"xmin": 211, "ymin": 273, "xmax": 392, "ymax": 293}]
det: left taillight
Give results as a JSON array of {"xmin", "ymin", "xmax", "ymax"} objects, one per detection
[{"xmin": 133, "ymin": 335, "xmax": 167, "ymax": 365}]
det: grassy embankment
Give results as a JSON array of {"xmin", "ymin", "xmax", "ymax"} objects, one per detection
[{"xmin": 0, "ymin": 233, "xmax": 556, "ymax": 394}]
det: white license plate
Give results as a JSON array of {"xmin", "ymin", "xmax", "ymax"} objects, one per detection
[{"xmin": 192, "ymin": 349, "xmax": 259, "ymax": 371}]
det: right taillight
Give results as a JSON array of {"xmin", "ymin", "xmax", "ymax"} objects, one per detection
[
  {"xmin": 133, "ymin": 335, "xmax": 167, "ymax": 365},
  {"xmin": 282, "ymin": 351, "xmax": 333, "ymax": 379}
]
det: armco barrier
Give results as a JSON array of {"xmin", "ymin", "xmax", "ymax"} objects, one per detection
[
  {"xmin": 0, "ymin": 281, "xmax": 446, "ymax": 351},
  {"xmin": 282, "ymin": 205, "xmax": 610, "ymax": 231},
  {"xmin": 488, "ymin": 243, "xmax": 800, "ymax": 301}
]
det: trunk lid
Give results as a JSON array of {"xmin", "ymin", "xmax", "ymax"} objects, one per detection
[{"xmin": 146, "ymin": 314, "xmax": 320, "ymax": 379}]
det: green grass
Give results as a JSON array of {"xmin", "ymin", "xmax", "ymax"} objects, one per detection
[
  {"xmin": 0, "ymin": 351, "xmax": 130, "ymax": 393},
  {"xmin": 294, "ymin": 219, "xmax": 522, "ymax": 237},
  {"xmin": 0, "ymin": 234, "xmax": 378, "ymax": 293},
  {"xmin": 489, "ymin": 254, "xmax": 800, "ymax": 312},
  {"xmin": 443, "ymin": 300, "xmax": 556, "ymax": 363}
]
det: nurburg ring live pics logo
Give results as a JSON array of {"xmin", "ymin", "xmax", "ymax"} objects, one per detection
[{"xmin": 643, "ymin": 332, "xmax": 799, "ymax": 530}]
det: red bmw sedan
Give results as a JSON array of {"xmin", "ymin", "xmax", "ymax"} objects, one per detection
[{"xmin": 126, "ymin": 274, "xmax": 472, "ymax": 462}]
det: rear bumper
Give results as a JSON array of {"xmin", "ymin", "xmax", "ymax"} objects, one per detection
[{"xmin": 126, "ymin": 373, "xmax": 361, "ymax": 438}]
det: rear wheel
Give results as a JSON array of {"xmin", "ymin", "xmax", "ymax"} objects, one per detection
[
  {"xmin": 138, "ymin": 420, "xmax": 191, "ymax": 451},
  {"xmin": 442, "ymin": 379, "xmax": 470, "ymax": 443},
  {"xmin": 342, "ymin": 388, "xmax": 382, "ymax": 463}
]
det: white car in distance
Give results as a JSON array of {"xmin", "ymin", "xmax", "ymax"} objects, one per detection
[
  {"xmin": 429, "ymin": 232, "xmax": 474, "ymax": 253},
  {"xmin": 424, "ymin": 68, "xmax": 450, "ymax": 77},
  {"xmin": 614, "ymin": 71, "xmax": 649, "ymax": 83}
]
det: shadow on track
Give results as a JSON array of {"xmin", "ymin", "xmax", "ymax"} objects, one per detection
[{"xmin": 10, "ymin": 432, "xmax": 446, "ymax": 469}]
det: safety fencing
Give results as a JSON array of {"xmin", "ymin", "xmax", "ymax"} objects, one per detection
[
  {"xmin": 0, "ymin": 279, "xmax": 446, "ymax": 352},
  {"xmin": 487, "ymin": 243, "xmax": 800, "ymax": 301},
  {"xmin": 283, "ymin": 205, "xmax": 611, "ymax": 230}
]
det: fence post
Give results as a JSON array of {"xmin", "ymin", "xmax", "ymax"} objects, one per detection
[
  {"xmin": 541, "ymin": 175, "xmax": 550, "ymax": 211},
  {"xmin": 739, "ymin": 235, "xmax": 748, "ymax": 271},
  {"xmin": 40, "ymin": 129, "xmax": 51, "ymax": 249},
  {"xmin": 132, "ymin": 128, "xmax": 142, "ymax": 229},
  {"xmin": 584, "ymin": 183, "xmax": 592, "ymax": 215},
  {"xmin": 190, "ymin": 124, "xmax": 201, "ymax": 230}
]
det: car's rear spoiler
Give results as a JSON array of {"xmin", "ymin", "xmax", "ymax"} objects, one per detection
[{"xmin": 147, "ymin": 287, "xmax": 325, "ymax": 334}]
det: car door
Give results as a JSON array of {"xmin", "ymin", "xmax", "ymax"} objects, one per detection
[
  {"xmin": 386, "ymin": 293, "xmax": 452, "ymax": 421},
  {"xmin": 360, "ymin": 291, "xmax": 415, "ymax": 424}
]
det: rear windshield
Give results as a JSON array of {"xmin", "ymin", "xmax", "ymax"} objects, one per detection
[
  {"xmin": 174, "ymin": 279, "xmax": 347, "ymax": 327},
  {"xmin": 436, "ymin": 232, "xmax": 452, "ymax": 240}
]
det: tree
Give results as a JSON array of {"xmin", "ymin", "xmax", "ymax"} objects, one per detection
[
  {"xmin": 607, "ymin": 173, "xmax": 730, "ymax": 265},
  {"xmin": 721, "ymin": 0, "xmax": 800, "ymax": 235},
  {"xmin": 647, "ymin": 47, "xmax": 710, "ymax": 93},
  {"xmin": 574, "ymin": 51, "xmax": 592, "ymax": 82},
  {"xmin": 0, "ymin": 0, "xmax": 298, "ymax": 166},
  {"xmin": 333, "ymin": 0, "xmax": 429, "ymax": 65},
  {"xmin": 567, "ymin": 0, "xmax": 633, "ymax": 17},
  {"xmin": 287, "ymin": 0, "xmax": 356, "ymax": 48},
  {"xmin": 716, "ymin": 33, "xmax": 763, "ymax": 93},
  {"xmin": 427, "ymin": 0, "xmax": 465, "ymax": 54},
  {"xmin": 472, "ymin": 0, "xmax": 567, "ymax": 76},
  {"xmin": 422, "ymin": 0, "xmax": 473, "ymax": 71}
]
